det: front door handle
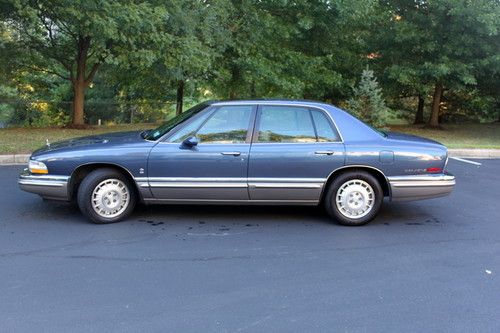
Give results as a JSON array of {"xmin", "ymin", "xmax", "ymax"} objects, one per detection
[
  {"xmin": 221, "ymin": 151, "xmax": 241, "ymax": 156},
  {"xmin": 315, "ymin": 150, "xmax": 335, "ymax": 155}
]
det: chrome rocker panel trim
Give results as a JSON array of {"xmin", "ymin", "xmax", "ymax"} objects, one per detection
[
  {"xmin": 388, "ymin": 173, "xmax": 455, "ymax": 201},
  {"xmin": 18, "ymin": 172, "xmax": 70, "ymax": 201},
  {"xmin": 143, "ymin": 198, "xmax": 319, "ymax": 206}
]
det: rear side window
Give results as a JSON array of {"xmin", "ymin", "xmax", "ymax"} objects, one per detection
[
  {"xmin": 257, "ymin": 106, "xmax": 316, "ymax": 143},
  {"xmin": 256, "ymin": 106, "xmax": 340, "ymax": 143},
  {"xmin": 311, "ymin": 109, "xmax": 340, "ymax": 142}
]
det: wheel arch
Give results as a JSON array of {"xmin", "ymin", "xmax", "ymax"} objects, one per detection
[
  {"xmin": 321, "ymin": 165, "xmax": 391, "ymax": 203},
  {"xmin": 69, "ymin": 163, "xmax": 141, "ymax": 201}
]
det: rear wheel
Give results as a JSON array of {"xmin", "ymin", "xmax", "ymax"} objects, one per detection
[
  {"xmin": 77, "ymin": 168, "xmax": 136, "ymax": 224},
  {"xmin": 324, "ymin": 171, "xmax": 383, "ymax": 226}
]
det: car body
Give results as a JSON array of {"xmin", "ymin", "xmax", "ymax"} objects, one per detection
[{"xmin": 19, "ymin": 100, "xmax": 455, "ymax": 225}]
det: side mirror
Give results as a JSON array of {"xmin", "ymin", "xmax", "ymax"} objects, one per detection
[{"xmin": 182, "ymin": 136, "xmax": 199, "ymax": 148}]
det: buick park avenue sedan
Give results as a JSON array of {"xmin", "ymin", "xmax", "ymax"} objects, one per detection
[{"xmin": 19, "ymin": 100, "xmax": 455, "ymax": 226}]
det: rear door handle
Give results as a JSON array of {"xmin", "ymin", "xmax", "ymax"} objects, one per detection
[
  {"xmin": 315, "ymin": 150, "xmax": 335, "ymax": 155},
  {"xmin": 221, "ymin": 151, "xmax": 241, "ymax": 156}
]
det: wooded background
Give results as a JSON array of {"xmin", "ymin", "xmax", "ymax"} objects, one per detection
[{"xmin": 0, "ymin": 0, "xmax": 499, "ymax": 128}]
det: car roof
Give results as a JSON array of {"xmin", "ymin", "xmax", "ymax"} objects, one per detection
[{"xmin": 209, "ymin": 99, "xmax": 332, "ymax": 109}]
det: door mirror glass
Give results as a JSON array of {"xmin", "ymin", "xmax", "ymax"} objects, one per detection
[{"xmin": 182, "ymin": 136, "xmax": 199, "ymax": 147}]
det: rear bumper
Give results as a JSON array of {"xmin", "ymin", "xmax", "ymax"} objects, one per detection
[
  {"xmin": 388, "ymin": 173, "xmax": 455, "ymax": 201},
  {"xmin": 18, "ymin": 170, "xmax": 70, "ymax": 201}
]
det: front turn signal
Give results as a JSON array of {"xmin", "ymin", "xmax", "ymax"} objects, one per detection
[{"xmin": 29, "ymin": 160, "xmax": 48, "ymax": 174}]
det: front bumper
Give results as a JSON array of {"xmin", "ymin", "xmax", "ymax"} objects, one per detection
[
  {"xmin": 388, "ymin": 173, "xmax": 455, "ymax": 201},
  {"xmin": 18, "ymin": 170, "xmax": 70, "ymax": 201}
]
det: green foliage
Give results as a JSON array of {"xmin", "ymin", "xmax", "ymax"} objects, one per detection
[
  {"xmin": 0, "ymin": 0, "xmax": 498, "ymax": 127},
  {"xmin": 347, "ymin": 68, "xmax": 390, "ymax": 127},
  {"xmin": 373, "ymin": 0, "xmax": 500, "ymax": 124}
]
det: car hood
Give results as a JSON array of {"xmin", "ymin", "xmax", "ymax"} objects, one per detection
[
  {"xmin": 32, "ymin": 130, "xmax": 146, "ymax": 156},
  {"xmin": 385, "ymin": 131, "xmax": 445, "ymax": 147}
]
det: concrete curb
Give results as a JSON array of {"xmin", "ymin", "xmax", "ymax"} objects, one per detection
[
  {"xmin": 1, "ymin": 149, "xmax": 499, "ymax": 165},
  {"xmin": 0, "ymin": 154, "xmax": 30, "ymax": 165},
  {"xmin": 448, "ymin": 149, "xmax": 500, "ymax": 159}
]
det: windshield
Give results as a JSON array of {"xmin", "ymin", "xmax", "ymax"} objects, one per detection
[{"xmin": 144, "ymin": 102, "xmax": 211, "ymax": 141}]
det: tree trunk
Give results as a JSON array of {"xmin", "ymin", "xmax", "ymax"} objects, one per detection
[
  {"xmin": 176, "ymin": 80, "xmax": 184, "ymax": 116},
  {"xmin": 414, "ymin": 95, "xmax": 425, "ymax": 124},
  {"xmin": 72, "ymin": 81, "xmax": 86, "ymax": 126},
  {"xmin": 250, "ymin": 80, "xmax": 256, "ymax": 98},
  {"xmin": 428, "ymin": 83, "xmax": 443, "ymax": 128},
  {"xmin": 497, "ymin": 101, "xmax": 500, "ymax": 122},
  {"xmin": 70, "ymin": 35, "xmax": 103, "ymax": 126}
]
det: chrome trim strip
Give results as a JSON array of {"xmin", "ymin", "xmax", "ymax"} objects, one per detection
[
  {"xmin": 388, "ymin": 174, "xmax": 455, "ymax": 183},
  {"xmin": 388, "ymin": 175, "xmax": 456, "ymax": 188},
  {"xmin": 18, "ymin": 179, "xmax": 66, "ymax": 187},
  {"xmin": 137, "ymin": 177, "xmax": 327, "ymax": 183},
  {"xmin": 249, "ymin": 177, "xmax": 326, "ymax": 182},
  {"xmin": 136, "ymin": 177, "xmax": 328, "ymax": 190},
  {"xmin": 149, "ymin": 182, "xmax": 247, "ymax": 188},
  {"xmin": 390, "ymin": 180, "xmax": 456, "ymax": 188},
  {"xmin": 143, "ymin": 198, "xmax": 319, "ymax": 205},
  {"xmin": 19, "ymin": 174, "xmax": 70, "ymax": 182},
  {"xmin": 248, "ymin": 183, "xmax": 323, "ymax": 189}
]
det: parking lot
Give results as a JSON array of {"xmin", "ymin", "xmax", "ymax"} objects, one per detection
[{"xmin": 1, "ymin": 159, "xmax": 499, "ymax": 332}]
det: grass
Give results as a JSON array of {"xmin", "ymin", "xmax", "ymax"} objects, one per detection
[
  {"xmin": 388, "ymin": 123, "xmax": 500, "ymax": 149},
  {"xmin": 0, "ymin": 123, "xmax": 153, "ymax": 154},
  {"xmin": 0, "ymin": 122, "xmax": 499, "ymax": 154}
]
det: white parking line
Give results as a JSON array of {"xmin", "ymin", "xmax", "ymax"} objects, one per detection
[{"xmin": 449, "ymin": 157, "xmax": 482, "ymax": 166}]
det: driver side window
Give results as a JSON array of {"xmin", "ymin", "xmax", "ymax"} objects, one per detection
[{"xmin": 167, "ymin": 105, "xmax": 253, "ymax": 144}]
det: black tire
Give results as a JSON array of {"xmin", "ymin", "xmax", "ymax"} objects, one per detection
[
  {"xmin": 324, "ymin": 171, "xmax": 383, "ymax": 226},
  {"xmin": 77, "ymin": 168, "xmax": 136, "ymax": 224}
]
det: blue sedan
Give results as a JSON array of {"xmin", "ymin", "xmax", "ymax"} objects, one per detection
[{"xmin": 19, "ymin": 100, "xmax": 455, "ymax": 225}]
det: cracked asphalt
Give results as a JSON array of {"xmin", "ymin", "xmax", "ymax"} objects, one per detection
[{"xmin": 1, "ymin": 159, "xmax": 499, "ymax": 332}]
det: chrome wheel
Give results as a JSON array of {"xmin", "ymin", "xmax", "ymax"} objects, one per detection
[
  {"xmin": 91, "ymin": 179, "xmax": 130, "ymax": 218},
  {"xmin": 335, "ymin": 179, "xmax": 375, "ymax": 219}
]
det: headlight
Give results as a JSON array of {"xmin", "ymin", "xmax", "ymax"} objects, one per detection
[{"xmin": 29, "ymin": 160, "xmax": 48, "ymax": 174}]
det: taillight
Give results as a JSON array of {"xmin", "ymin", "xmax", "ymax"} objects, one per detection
[{"xmin": 426, "ymin": 167, "xmax": 442, "ymax": 173}]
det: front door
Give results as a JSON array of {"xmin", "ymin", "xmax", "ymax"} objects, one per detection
[
  {"xmin": 248, "ymin": 105, "xmax": 345, "ymax": 202},
  {"xmin": 148, "ymin": 105, "xmax": 256, "ymax": 200}
]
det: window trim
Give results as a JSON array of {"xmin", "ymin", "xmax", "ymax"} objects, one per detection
[{"xmin": 252, "ymin": 104, "xmax": 343, "ymax": 144}]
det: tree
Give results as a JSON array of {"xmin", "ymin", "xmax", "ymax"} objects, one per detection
[
  {"xmin": 375, "ymin": 0, "xmax": 500, "ymax": 128},
  {"xmin": 347, "ymin": 68, "xmax": 390, "ymax": 127},
  {"xmin": 106, "ymin": 0, "xmax": 231, "ymax": 117},
  {"xmin": 209, "ymin": 0, "xmax": 378, "ymax": 102},
  {"xmin": 2, "ymin": 0, "xmax": 168, "ymax": 125}
]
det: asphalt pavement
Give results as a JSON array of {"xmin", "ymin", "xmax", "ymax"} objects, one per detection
[{"xmin": 1, "ymin": 159, "xmax": 499, "ymax": 333}]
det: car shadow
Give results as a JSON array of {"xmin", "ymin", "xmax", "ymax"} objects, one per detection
[{"xmin": 22, "ymin": 197, "xmax": 441, "ymax": 228}]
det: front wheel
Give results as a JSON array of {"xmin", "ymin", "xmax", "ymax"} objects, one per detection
[
  {"xmin": 77, "ymin": 168, "xmax": 136, "ymax": 224},
  {"xmin": 324, "ymin": 171, "xmax": 383, "ymax": 226}
]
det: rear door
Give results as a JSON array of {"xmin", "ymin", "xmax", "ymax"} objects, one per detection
[{"xmin": 248, "ymin": 105, "xmax": 345, "ymax": 202}]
